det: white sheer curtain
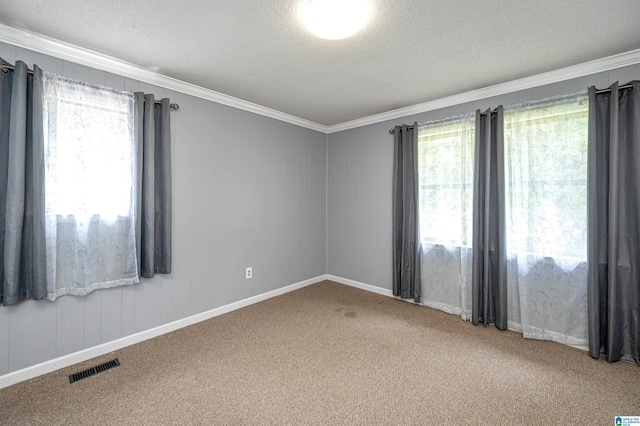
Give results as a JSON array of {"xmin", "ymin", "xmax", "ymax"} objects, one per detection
[
  {"xmin": 503, "ymin": 93, "xmax": 589, "ymax": 347},
  {"xmin": 418, "ymin": 114, "xmax": 475, "ymax": 320},
  {"xmin": 43, "ymin": 72, "xmax": 139, "ymax": 300},
  {"xmin": 417, "ymin": 95, "xmax": 589, "ymax": 349}
]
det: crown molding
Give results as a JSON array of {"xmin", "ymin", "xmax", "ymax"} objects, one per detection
[
  {"xmin": 326, "ymin": 48, "xmax": 640, "ymax": 133},
  {"xmin": 0, "ymin": 24, "xmax": 329, "ymax": 133},
  {"xmin": 1, "ymin": 24, "xmax": 639, "ymax": 135}
]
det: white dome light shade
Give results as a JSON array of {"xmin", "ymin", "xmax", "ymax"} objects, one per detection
[{"xmin": 301, "ymin": 0, "xmax": 371, "ymax": 40}]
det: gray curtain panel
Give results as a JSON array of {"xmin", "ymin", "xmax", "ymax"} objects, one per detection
[
  {"xmin": 392, "ymin": 123, "xmax": 421, "ymax": 302},
  {"xmin": 472, "ymin": 107, "xmax": 507, "ymax": 330},
  {"xmin": 587, "ymin": 81, "xmax": 640, "ymax": 364},
  {"xmin": 134, "ymin": 93, "xmax": 172, "ymax": 278},
  {"xmin": 0, "ymin": 59, "xmax": 47, "ymax": 306}
]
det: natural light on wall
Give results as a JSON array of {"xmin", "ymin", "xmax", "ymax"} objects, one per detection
[{"xmin": 301, "ymin": 0, "xmax": 371, "ymax": 40}]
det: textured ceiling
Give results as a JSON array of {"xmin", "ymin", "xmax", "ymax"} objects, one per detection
[{"xmin": 0, "ymin": 0, "xmax": 639, "ymax": 126}]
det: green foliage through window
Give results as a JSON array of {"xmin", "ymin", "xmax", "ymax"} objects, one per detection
[
  {"xmin": 418, "ymin": 115, "xmax": 475, "ymax": 246},
  {"xmin": 417, "ymin": 94, "xmax": 588, "ymax": 265}
]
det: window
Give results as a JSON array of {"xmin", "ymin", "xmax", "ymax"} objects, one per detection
[
  {"xmin": 416, "ymin": 96, "xmax": 588, "ymax": 262},
  {"xmin": 44, "ymin": 77, "xmax": 135, "ymax": 220},
  {"xmin": 417, "ymin": 115, "xmax": 475, "ymax": 319},
  {"xmin": 503, "ymin": 94, "xmax": 589, "ymax": 345},
  {"xmin": 504, "ymin": 94, "xmax": 588, "ymax": 266},
  {"xmin": 417, "ymin": 115, "xmax": 475, "ymax": 247},
  {"xmin": 42, "ymin": 72, "xmax": 138, "ymax": 299},
  {"xmin": 416, "ymin": 94, "xmax": 589, "ymax": 344}
]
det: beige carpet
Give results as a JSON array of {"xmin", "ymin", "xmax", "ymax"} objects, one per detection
[{"xmin": 1, "ymin": 280, "xmax": 638, "ymax": 425}]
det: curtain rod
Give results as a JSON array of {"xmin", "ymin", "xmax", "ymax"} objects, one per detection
[
  {"xmin": 389, "ymin": 125, "xmax": 414, "ymax": 134},
  {"xmin": 389, "ymin": 83, "xmax": 636, "ymax": 133},
  {"xmin": 1, "ymin": 63, "xmax": 179, "ymax": 110},
  {"xmin": 594, "ymin": 83, "xmax": 634, "ymax": 94}
]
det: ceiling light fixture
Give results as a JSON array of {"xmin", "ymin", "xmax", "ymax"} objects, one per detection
[{"xmin": 301, "ymin": 0, "xmax": 371, "ymax": 40}]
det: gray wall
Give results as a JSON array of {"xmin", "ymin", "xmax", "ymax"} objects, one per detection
[
  {"xmin": 0, "ymin": 41, "xmax": 327, "ymax": 376},
  {"xmin": 327, "ymin": 63, "xmax": 640, "ymax": 290},
  {"xmin": 1, "ymin": 38, "xmax": 638, "ymax": 377}
]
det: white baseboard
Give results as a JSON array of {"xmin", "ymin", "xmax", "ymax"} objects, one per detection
[
  {"xmin": 326, "ymin": 274, "xmax": 395, "ymax": 298},
  {"xmin": 0, "ymin": 274, "xmax": 329, "ymax": 390}
]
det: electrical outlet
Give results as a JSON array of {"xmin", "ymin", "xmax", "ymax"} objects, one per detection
[{"xmin": 245, "ymin": 267, "xmax": 253, "ymax": 279}]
